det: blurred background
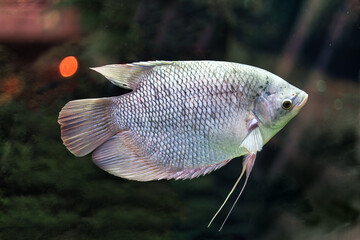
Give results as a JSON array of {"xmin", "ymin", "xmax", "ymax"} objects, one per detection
[{"xmin": 0, "ymin": 0, "xmax": 359, "ymax": 239}]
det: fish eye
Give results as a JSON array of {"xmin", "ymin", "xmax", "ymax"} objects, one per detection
[{"xmin": 282, "ymin": 99, "xmax": 292, "ymax": 110}]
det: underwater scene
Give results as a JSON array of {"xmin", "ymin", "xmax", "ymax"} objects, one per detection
[{"xmin": 0, "ymin": 0, "xmax": 359, "ymax": 239}]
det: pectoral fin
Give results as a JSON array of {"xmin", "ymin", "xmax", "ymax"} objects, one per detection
[{"xmin": 240, "ymin": 119, "xmax": 263, "ymax": 153}]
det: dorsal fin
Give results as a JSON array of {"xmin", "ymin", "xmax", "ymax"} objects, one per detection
[{"xmin": 90, "ymin": 61, "xmax": 172, "ymax": 90}]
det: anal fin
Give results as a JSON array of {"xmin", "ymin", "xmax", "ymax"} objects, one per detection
[
  {"xmin": 92, "ymin": 131, "xmax": 165, "ymax": 181},
  {"xmin": 92, "ymin": 131, "xmax": 232, "ymax": 181}
]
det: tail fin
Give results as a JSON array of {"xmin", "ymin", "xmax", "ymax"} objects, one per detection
[{"xmin": 58, "ymin": 98, "xmax": 120, "ymax": 157}]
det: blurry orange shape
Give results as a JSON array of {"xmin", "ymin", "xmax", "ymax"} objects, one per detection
[
  {"xmin": 0, "ymin": 76, "xmax": 23, "ymax": 105},
  {"xmin": 2, "ymin": 76, "xmax": 22, "ymax": 95},
  {"xmin": 60, "ymin": 56, "xmax": 78, "ymax": 77}
]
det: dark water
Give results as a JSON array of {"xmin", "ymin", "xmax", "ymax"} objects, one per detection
[{"xmin": 0, "ymin": 0, "xmax": 359, "ymax": 239}]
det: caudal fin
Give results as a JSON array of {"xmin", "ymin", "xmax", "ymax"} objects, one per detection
[{"xmin": 58, "ymin": 98, "xmax": 120, "ymax": 157}]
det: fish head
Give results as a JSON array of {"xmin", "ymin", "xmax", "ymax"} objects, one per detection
[{"xmin": 253, "ymin": 76, "xmax": 308, "ymax": 143}]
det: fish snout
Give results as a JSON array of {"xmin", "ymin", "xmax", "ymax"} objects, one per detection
[{"xmin": 294, "ymin": 92, "xmax": 308, "ymax": 109}]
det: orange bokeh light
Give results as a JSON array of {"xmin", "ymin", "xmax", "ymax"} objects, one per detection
[{"xmin": 59, "ymin": 56, "xmax": 78, "ymax": 77}]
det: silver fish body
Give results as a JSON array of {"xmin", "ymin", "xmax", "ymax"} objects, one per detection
[
  {"xmin": 117, "ymin": 62, "xmax": 258, "ymax": 169},
  {"xmin": 58, "ymin": 61, "xmax": 308, "ymax": 181}
]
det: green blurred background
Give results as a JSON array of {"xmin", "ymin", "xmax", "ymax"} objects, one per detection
[{"xmin": 0, "ymin": 0, "xmax": 359, "ymax": 239}]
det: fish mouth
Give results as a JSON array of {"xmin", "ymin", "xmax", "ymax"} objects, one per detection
[{"xmin": 294, "ymin": 92, "xmax": 308, "ymax": 109}]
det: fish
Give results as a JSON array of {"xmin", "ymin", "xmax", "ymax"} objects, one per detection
[{"xmin": 58, "ymin": 60, "xmax": 308, "ymax": 229}]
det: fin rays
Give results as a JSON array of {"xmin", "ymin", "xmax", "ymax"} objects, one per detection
[
  {"xmin": 90, "ymin": 61, "xmax": 172, "ymax": 90},
  {"xmin": 58, "ymin": 98, "xmax": 120, "ymax": 157}
]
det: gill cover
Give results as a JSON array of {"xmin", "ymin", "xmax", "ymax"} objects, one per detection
[{"xmin": 253, "ymin": 95, "xmax": 275, "ymax": 127}]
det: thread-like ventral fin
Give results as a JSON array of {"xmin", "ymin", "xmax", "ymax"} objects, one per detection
[
  {"xmin": 58, "ymin": 98, "xmax": 119, "ymax": 157},
  {"xmin": 92, "ymin": 130, "xmax": 232, "ymax": 181},
  {"xmin": 218, "ymin": 153, "xmax": 257, "ymax": 231},
  {"xmin": 208, "ymin": 153, "xmax": 257, "ymax": 231},
  {"xmin": 90, "ymin": 61, "xmax": 172, "ymax": 90}
]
